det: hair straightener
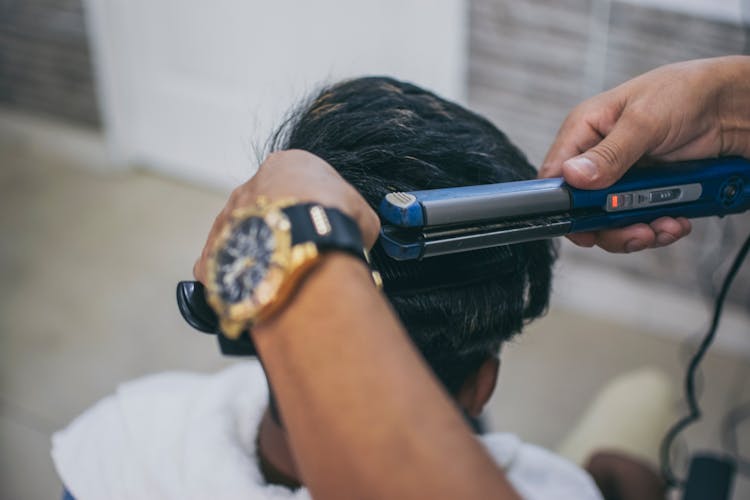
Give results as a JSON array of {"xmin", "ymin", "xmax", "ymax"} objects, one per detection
[
  {"xmin": 176, "ymin": 156, "xmax": 749, "ymax": 353},
  {"xmin": 379, "ymin": 157, "xmax": 750, "ymax": 260}
]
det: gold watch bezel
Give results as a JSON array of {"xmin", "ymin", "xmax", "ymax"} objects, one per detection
[{"xmin": 205, "ymin": 197, "xmax": 315, "ymax": 339}]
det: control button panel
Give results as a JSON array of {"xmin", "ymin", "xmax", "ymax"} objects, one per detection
[
  {"xmin": 650, "ymin": 188, "xmax": 682, "ymax": 202},
  {"xmin": 605, "ymin": 183, "xmax": 702, "ymax": 212}
]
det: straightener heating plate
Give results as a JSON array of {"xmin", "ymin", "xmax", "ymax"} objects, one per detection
[{"xmin": 381, "ymin": 214, "xmax": 574, "ymax": 259}]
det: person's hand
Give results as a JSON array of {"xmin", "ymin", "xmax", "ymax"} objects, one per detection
[
  {"xmin": 193, "ymin": 149, "xmax": 380, "ymax": 282},
  {"xmin": 541, "ymin": 56, "xmax": 750, "ymax": 253},
  {"xmin": 585, "ymin": 451, "xmax": 666, "ymax": 500}
]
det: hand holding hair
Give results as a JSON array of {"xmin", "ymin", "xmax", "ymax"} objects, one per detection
[{"xmin": 193, "ymin": 149, "xmax": 380, "ymax": 283}]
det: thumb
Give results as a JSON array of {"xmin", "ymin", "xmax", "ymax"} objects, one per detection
[{"xmin": 562, "ymin": 116, "xmax": 652, "ymax": 189}]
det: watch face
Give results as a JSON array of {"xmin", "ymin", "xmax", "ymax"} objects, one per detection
[{"xmin": 214, "ymin": 216, "xmax": 276, "ymax": 305}]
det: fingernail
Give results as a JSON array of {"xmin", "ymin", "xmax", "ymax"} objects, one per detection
[
  {"xmin": 565, "ymin": 156, "xmax": 598, "ymax": 180},
  {"xmin": 655, "ymin": 232, "xmax": 676, "ymax": 247},
  {"xmin": 625, "ymin": 239, "xmax": 648, "ymax": 253}
]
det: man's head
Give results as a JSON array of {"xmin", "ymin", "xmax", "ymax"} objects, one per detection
[{"xmin": 271, "ymin": 76, "xmax": 555, "ymax": 414}]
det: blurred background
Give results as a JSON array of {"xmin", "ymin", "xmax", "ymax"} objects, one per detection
[{"xmin": 1, "ymin": 0, "xmax": 749, "ymax": 498}]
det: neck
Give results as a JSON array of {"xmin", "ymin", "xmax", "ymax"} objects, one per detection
[{"xmin": 257, "ymin": 407, "xmax": 301, "ymax": 489}]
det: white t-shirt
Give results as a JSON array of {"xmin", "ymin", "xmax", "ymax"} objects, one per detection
[{"xmin": 52, "ymin": 361, "xmax": 602, "ymax": 500}]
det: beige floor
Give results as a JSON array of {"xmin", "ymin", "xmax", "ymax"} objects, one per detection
[{"xmin": 1, "ymin": 114, "xmax": 748, "ymax": 499}]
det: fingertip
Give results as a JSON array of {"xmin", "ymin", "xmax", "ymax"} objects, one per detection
[
  {"xmin": 649, "ymin": 216, "xmax": 682, "ymax": 234},
  {"xmin": 561, "ymin": 155, "xmax": 623, "ymax": 190},
  {"xmin": 567, "ymin": 232, "xmax": 597, "ymax": 247},
  {"xmin": 562, "ymin": 156, "xmax": 599, "ymax": 187},
  {"xmin": 650, "ymin": 217, "xmax": 691, "ymax": 247},
  {"xmin": 676, "ymin": 217, "xmax": 692, "ymax": 236},
  {"xmin": 624, "ymin": 239, "xmax": 650, "ymax": 253},
  {"xmin": 654, "ymin": 232, "xmax": 677, "ymax": 247},
  {"xmin": 539, "ymin": 162, "xmax": 562, "ymax": 179},
  {"xmin": 595, "ymin": 224, "xmax": 655, "ymax": 253}
]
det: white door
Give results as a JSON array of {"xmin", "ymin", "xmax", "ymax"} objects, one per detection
[{"xmin": 84, "ymin": 0, "xmax": 468, "ymax": 190}]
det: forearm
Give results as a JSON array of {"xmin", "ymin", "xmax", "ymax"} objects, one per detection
[
  {"xmin": 717, "ymin": 55, "xmax": 750, "ymax": 158},
  {"xmin": 252, "ymin": 253, "xmax": 519, "ymax": 500}
]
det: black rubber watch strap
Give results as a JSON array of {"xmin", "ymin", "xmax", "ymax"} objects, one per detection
[
  {"xmin": 282, "ymin": 204, "xmax": 366, "ymax": 262},
  {"xmin": 175, "ymin": 203, "xmax": 368, "ymax": 358}
]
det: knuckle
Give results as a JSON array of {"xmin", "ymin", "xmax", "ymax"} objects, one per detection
[
  {"xmin": 229, "ymin": 186, "xmax": 243, "ymax": 201},
  {"xmin": 563, "ymin": 108, "xmax": 584, "ymax": 126},
  {"xmin": 624, "ymin": 106, "xmax": 660, "ymax": 140},
  {"xmin": 627, "ymin": 111, "xmax": 651, "ymax": 131},
  {"xmin": 590, "ymin": 141, "xmax": 625, "ymax": 172}
]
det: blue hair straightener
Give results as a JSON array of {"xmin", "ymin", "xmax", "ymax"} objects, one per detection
[
  {"xmin": 175, "ymin": 156, "xmax": 749, "ymax": 355},
  {"xmin": 378, "ymin": 157, "xmax": 750, "ymax": 260}
]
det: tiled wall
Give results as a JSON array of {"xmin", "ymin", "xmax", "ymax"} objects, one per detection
[
  {"xmin": 468, "ymin": 0, "xmax": 750, "ymax": 306},
  {"xmin": 468, "ymin": 0, "xmax": 747, "ymax": 165},
  {"xmin": 0, "ymin": 0, "xmax": 99, "ymax": 126}
]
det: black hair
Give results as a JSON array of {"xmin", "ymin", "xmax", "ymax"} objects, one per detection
[{"xmin": 270, "ymin": 76, "xmax": 556, "ymax": 394}]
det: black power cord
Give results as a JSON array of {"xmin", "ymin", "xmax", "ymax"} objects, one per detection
[{"xmin": 660, "ymin": 230, "xmax": 750, "ymax": 488}]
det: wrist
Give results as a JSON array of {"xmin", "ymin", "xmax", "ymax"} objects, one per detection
[
  {"xmin": 715, "ymin": 56, "xmax": 750, "ymax": 158},
  {"xmin": 202, "ymin": 195, "xmax": 378, "ymax": 343},
  {"xmin": 250, "ymin": 251, "xmax": 375, "ymax": 348}
]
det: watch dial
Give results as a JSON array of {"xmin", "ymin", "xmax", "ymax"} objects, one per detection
[{"xmin": 215, "ymin": 216, "xmax": 276, "ymax": 304}]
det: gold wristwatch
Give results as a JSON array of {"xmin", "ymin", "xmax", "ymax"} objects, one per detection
[{"xmin": 205, "ymin": 198, "xmax": 381, "ymax": 339}]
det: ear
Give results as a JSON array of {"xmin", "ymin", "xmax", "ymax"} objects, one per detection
[{"xmin": 456, "ymin": 357, "xmax": 500, "ymax": 417}]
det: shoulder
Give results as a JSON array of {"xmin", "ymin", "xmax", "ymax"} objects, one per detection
[
  {"xmin": 480, "ymin": 433, "xmax": 603, "ymax": 500},
  {"xmin": 51, "ymin": 361, "xmax": 272, "ymax": 500}
]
